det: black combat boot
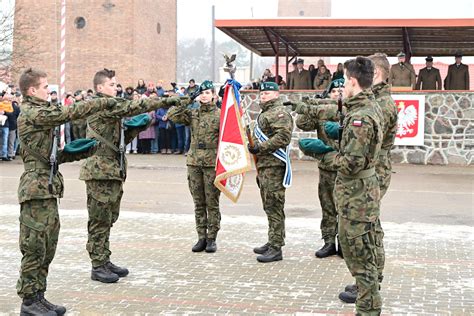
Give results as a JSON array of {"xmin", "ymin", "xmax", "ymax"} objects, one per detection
[
  {"xmin": 253, "ymin": 242, "xmax": 270, "ymax": 254},
  {"xmin": 91, "ymin": 264, "xmax": 119, "ymax": 283},
  {"xmin": 339, "ymin": 290, "xmax": 357, "ymax": 304},
  {"xmin": 105, "ymin": 261, "xmax": 129, "ymax": 277},
  {"xmin": 256, "ymin": 246, "xmax": 283, "ymax": 263},
  {"xmin": 20, "ymin": 296, "xmax": 57, "ymax": 316},
  {"xmin": 315, "ymin": 243, "xmax": 337, "ymax": 258},
  {"xmin": 344, "ymin": 284, "xmax": 358, "ymax": 293},
  {"xmin": 38, "ymin": 291, "xmax": 66, "ymax": 315},
  {"xmin": 192, "ymin": 239, "xmax": 207, "ymax": 252},
  {"xmin": 205, "ymin": 239, "xmax": 217, "ymax": 253}
]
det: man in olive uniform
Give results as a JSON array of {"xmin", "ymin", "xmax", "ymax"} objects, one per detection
[
  {"xmin": 16, "ymin": 68, "xmax": 115, "ymax": 315},
  {"xmin": 287, "ymin": 60, "xmax": 298, "ymax": 89},
  {"xmin": 415, "ymin": 56, "xmax": 442, "ymax": 90},
  {"xmin": 444, "ymin": 51, "xmax": 470, "ymax": 90},
  {"xmin": 167, "ymin": 80, "xmax": 222, "ymax": 253},
  {"xmin": 341, "ymin": 53, "xmax": 399, "ymax": 304},
  {"xmin": 248, "ymin": 82, "xmax": 293, "ymax": 263},
  {"xmin": 290, "ymin": 59, "xmax": 312, "ymax": 90},
  {"xmin": 80, "ymin": 69, "xmax": 178, "ymax": 283},
  {"xmin": 389, "ymin": 52, "xmax": 416, "ymax": 88},
  {"xmin": 301, "ymin": 57, "xmax": 383, "ymax": 315},
  {"xmin": 295, "ymin": 79, "xmax": 343, "ymax": 258}
]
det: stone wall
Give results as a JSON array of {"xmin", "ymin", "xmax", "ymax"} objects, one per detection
[{"xmin": 240, "ymin": 91, "xmax": 473, "ymax": 165}]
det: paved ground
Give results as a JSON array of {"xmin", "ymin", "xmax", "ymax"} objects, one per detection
[{"xmin": 0, "ymin": 155, "xmax": 473, "ymax": 315}]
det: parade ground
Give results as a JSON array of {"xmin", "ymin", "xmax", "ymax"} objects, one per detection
[{"xmin": 0, "ymin": 155, "xmax": 473, "ymax": 315}]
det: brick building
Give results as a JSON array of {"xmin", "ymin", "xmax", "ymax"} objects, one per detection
[{"xmin": 13, "ymin": 0, "xmax": 177, "ymax": 93}]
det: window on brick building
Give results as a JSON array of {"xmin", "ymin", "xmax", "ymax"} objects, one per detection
[{"xmin": 74, "ymin": 17, "xmax": 86, "ymax": 29}]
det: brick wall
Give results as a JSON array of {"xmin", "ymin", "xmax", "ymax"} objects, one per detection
[{"xmin": 13, "ymin": 0, "xmax": 176, "ymax": 93}]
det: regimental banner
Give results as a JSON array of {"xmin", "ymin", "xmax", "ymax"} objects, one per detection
[
  {"xmin": 394, "ymin": 94, "xmax": 425, "ymax": 146},
  {"xmin": 214, "ymin": 80, "xmax": 252, "ymax": 202}
]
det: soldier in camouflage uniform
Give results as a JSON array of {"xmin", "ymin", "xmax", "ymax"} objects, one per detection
[
  {"xmin": 248, "ymin": 81, "xmax": 293, "ymax": 263},
  {"xmin": 295, "ymin": 79, "xmax": 344, "ymax": 259},
  {"xmin": 303, "ymin": 57, "xmax": 383, "ymax": 315},
  {"xmin": 79, "ymin": 69, "xmax": 178, "ymax": 283},
  {"xmin": 341, "ymin": 53, "xmax": 398, "ymax": 304},
  {"xmin": 167, "ymin": 80, "xmax": 221, "ymax": 253},
  {"xmin": 16, "ymin": 68, "xmax": 116, "ymax": 315}
]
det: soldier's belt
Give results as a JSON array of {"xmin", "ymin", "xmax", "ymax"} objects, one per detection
[
  {"xmin": 339, "ymin": 167, "xmax": 375, "ymax": 180},
  {"xmin": 191, "ymin": 143, "xmax": 217, "ymax": 149},
  {"xmin": 379, "ymin": 149, "xmax": 389, "ymax": 156},
  {"xmin": 24, "ymin": 161, "xmax": 50, "ymax": 171}
]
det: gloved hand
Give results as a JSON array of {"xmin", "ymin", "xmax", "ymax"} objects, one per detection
[
  {"xmin": 324, "ymin": 121, "xmax": 340, "ymax": 140},
  {"xmin": 248, "ymin": 143, "xmax": 260, "ymax": 154},
  {"xmin": 178, "ymin": 96, "xmax": 192, "ymax": 107},
  {"xmin": 165, "ymin": 96, "xmax": 181, "ymax": 106},
  {"xmin": 298, "ymin": 138, "xmax": 334, "ymax": 155}
]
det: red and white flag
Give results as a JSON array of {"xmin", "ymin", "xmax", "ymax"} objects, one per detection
[{"xmin": 214, "ymin": 80, "xmax": 251, "ymax": 202}]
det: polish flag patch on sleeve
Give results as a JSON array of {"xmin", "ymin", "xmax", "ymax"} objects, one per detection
[{"xmin": 352, "ymin": 120, "xmax": 363, "ymax": 127}]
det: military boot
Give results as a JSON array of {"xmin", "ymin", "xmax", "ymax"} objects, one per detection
[
  {"xmin": 205, "ymin": 239, "xmax": 217, "ymax": 253},
  {"xmin": 20, "ymin": 296, "xmax": 57, "ymax": 316},
  {"xmin": 38, "ymin": 291, "xmax": 66, "ymax": 315},
  {"xmin": 344, "ymin": 284, "xmax": 358, "ymax": 293},
  {"xmin": 192, "ymin": 239, "xmax": 207, "ymax": 252},
  {"xmin": 315, "ymin": 243, "xmax": 337, "ymax": 258},
  {"xmin": 339, "ymin": 290, "xmax": 357, "ymax": 304},
  {"xmin": 105, "ymin": 261, "xmax": 129, "ymax": 277},
  {"xmin": 91, "ymin": 264, "xmax": 119, "ymax": 283},
  {"xmin": 253, "ymin": 242, "xmax": 270, "ymax": 254},
  {"xmin": 256, "ymin": 246, "xmax": 283, "ymax": 263}
]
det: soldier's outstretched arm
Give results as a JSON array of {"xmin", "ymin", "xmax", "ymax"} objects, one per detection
[
  {"xmin": 167, "ymin": 100, "xmax": 193, "ymax": 126},
  {"xmin": 295, "ymin": 114, "xmax": 317, "ymax": 131},
  {"xmin": 105, "ymin": 96, "xmax": 179, "ymax": 119},
  {"xmin": 32, "ymin": 98, "xmax": 116, "ymax": 127},
  {"xmin": 318, "ymin": 114, "xmax": 375, "ymax": 174}
]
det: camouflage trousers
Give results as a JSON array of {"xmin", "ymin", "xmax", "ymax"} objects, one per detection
[
  {"xmin": 258, "ymin": 166, "xmax": 286, "ymax": 249},
  {"xmin": 85, "ymin": 180, "xmax": 123, "ymax": 268},
  {"xmin": 318, "ymin": 168, "xmax": 337, "ymax": 244},
  {"xmin": 17, "ymin": 198, "xmax": 60, "ymax": 299},
  {"xmin": 375, "ymin": 154, "xmax": 391, "ymax": 282},
  {"xmin": 339, "ymin": 217, "xmax": 382, "ymax": 315},
  {"xmin": 187, "ymin": 166, "xmax": 221, "ymax": 240}
]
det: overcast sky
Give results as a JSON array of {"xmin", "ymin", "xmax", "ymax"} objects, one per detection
[{"xmin": 177, "ymin": 0, "xmax": 474, "ymax": 63}]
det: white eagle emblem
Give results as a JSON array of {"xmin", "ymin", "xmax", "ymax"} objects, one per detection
[{"xmin": 396, "ymin": 102, "xmax": 418, "ymax": 137}]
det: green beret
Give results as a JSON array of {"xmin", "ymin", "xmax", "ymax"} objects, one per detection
[
  {"xmin": 124, "ymin": 113, "xmax": 151, "ymax": 128},
  {"xmin": 63, "ymin": 138, "xmax": 97, "ymax": 154},
  {"xmin": 259, "ymin": 81, "xmax": 279, "ymax": 91},
  {"xmin": 329, "ymin": 78, "xmax": 345, "ymax": 91},
  {"xmin": 199, "ymin": 80, "xmax": 214, "ymax": 92}
]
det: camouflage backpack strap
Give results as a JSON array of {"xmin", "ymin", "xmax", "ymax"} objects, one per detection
[
  {"xmin": 21, "ymin": 141, "xmax": 50, "ymax": 165},
  {"xmin": 87, "ymin": 121, "xmax": 119, "ymax": 153}
]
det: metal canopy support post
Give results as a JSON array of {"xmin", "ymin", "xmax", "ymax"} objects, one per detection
[
  {"xmin": 275, "ymin": 33, "xmax": 280, "ymax": 83},
  {"xmin": 285, "ymin": 44, "xmax": 289, "ymax": 82},
  {"xmin": 402, "ymin": 27, "xmax": 413, "ymax": 63}
]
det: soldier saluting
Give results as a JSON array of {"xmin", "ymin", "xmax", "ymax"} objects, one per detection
[
  {"xmin": 16, "ymin": 68, "xmax": 116, "ymax": 315},
  {"xmin": 248, "ymin": 82, "xmax": 293, "ymax": 263},
  {"xmin": 167, "ymin": 80, "xmax": 222, "ymax": 253},
  {"xmin": 300, "ymin": 57, "xmax": 383, "ymax": 315},
  {"xmin": 79, "ymin": 69, "xmax": 179, "ymax": 283}
]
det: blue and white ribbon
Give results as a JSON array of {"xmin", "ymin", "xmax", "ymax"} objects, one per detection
[{"xmin": 254, "ymin": 120, "xmax": 292, "ymax": 188}]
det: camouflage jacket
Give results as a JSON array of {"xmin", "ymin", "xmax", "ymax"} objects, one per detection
[
  {"xmin": 167, "ymin": 102, "xmax": 220, "ymax": 167},
  {"xmin": 296, "ymin": 98, "xmax": 339, "ymax": 121},
  {"xmin": 79, "ymin": 93, "xmax": 166, "ymax": 181},
  {"xmin": 252, "ymin": 98, "xmax": 293, "ymax": 169},
  {"xmin": 318, "ymin": 89, "xmax": 382, "ymax": 175},
  {"xmin": 372, "ymin": 82, "xmax": 398, "ymax": 152},
  {"xmin": 17, "ymin": 95, "xmax": 113, "ymax": 203}
]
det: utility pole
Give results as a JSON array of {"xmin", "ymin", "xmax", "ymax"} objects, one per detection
[{"xmin": 211, "ymin": 5, "xmax": 216, "ymax": 82}]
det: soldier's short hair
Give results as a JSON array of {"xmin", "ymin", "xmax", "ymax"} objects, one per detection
[
  {"xmin": 368, "ymin": 53, "xmax": 390, "ymax": 81},
  {"xmin": 93, "ymin": 68, "xmax": 116, "ymax": 90},
  {"xmin": 19, "ymin": 68, "xmax": 47, "ymax": 96},
  {"xmin": 344, "ymin": 56, "xmax": 374, "ymax": 89}
]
